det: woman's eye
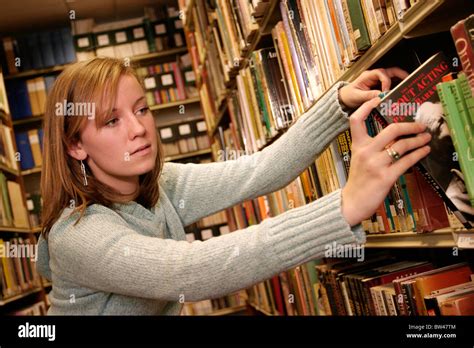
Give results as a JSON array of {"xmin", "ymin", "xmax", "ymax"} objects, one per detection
[
  {"xmin": 105, "ymin": 118, "xmax": 118, "ymax": 126},
  {"xmin": 137, "ymin": 106, "xmax": 149, "ymax": 115}
]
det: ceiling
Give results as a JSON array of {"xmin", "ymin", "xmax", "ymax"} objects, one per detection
[{"xmin": 0, "ymin": 0, "xmax": 172, "ymax": 35}]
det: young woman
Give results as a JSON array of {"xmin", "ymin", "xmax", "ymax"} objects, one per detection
[{"xmin": 36, "ymin": 57, "xmax": 431, "ymax": 314}]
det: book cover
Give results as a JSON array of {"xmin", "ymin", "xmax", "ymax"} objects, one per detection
[{"xmin": 374, "ymin": 52, "xmax": 474, "ymax": 229}]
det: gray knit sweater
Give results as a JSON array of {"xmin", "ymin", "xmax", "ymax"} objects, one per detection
[{"xmin": 36, "ymin": 82, "xmax": 366, "ymax": 315}]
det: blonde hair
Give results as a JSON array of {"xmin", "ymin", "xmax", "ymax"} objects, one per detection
[{"xmin": 41, "ymin": 57, "xmax": 163, "ymax": 238}]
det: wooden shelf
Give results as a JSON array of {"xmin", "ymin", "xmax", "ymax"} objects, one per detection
[
  {"xmin": 0, "ymin": 110, "xmax": 11, "ymax": 123},
  {"xmin": 12, "ymin": 116, "xmax": 43, "ymax": 126},
  {"xmin": 0, "ymin": 163, "xmax": 19, "ymax": 176},
  {"xmin": 31, "ymin": 226, "xmax": 42, "ymax": 233},
  {"xmin": 150, "ymin": 97, "xmax": 200, "ymax": 111},
  {"xmin": 4, "ymin": 47, "xmax": 189, "ymax": 80},
  {"xmin": 247, "ymin": 301, "xmax": 276, "ymax": 316},
  {"xmin": 21, "ymin": 166, "xmax": 42, "ymax": 176},
  {"xmin": 365, "ymin": 228, "xmax": 474, "ymax": 248},
  {"xmin": 164, "ymin": 148, "xmax": 212, "ymax": 162},
  {"xmin": 0, "ymin": 287, "xmax": 41, "ymax": 306},
  {"xmin": 207, "ymin": 304, "xmax": 247, "ymax": 316},
  {"xmin": 130, "ymin": 47, "xmax": 188, "ymax": 64},
  {"xmin": 0, "ymin": 226, "xmax": 32, "ymax": 233},
  {"xmin": 209, "ymin": 99, "xmax": 229, "ymax": 137},
  {"xmin": 183, "ymin": 0, "xmax": 196, "ymax": 30},
  {"xmin": 4, "ymin": 64, "xmax": 69, "ymax": 80},
  {"xmin": 156, "ymin": 115, "xmax": 204, "ymax": 128}
]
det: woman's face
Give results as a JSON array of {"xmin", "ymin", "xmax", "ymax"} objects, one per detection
[{"xmin": 70, "ymin": 74, "xmax": 157, "ymax": 193}]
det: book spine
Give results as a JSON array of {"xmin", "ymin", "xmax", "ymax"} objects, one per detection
[
  {"xmin": 437, "ymin": 81, "xmax": 474, "ymax": 209},
  {"xmin": 451, "ymin": 17, "xmax": 474, "ymax": 96}
]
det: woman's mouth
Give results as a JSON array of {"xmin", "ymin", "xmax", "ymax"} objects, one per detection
[{"xmin": 132, "ymin": 144, "xmax": 151, "ymax": 156}]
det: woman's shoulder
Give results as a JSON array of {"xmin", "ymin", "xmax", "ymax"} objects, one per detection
[{"xmin": 49, "ymin": 203, "xmax": 127, "ymax": 239}]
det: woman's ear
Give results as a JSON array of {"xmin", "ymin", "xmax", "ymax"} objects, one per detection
[{"xmin": 67, "ymin": 140, "xmax": 88, "ymax": 161}]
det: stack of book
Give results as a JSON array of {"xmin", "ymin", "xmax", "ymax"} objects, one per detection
[
  {"xmin": 0, "ymin": 28, "xmax": 76, "ymax": 75},
  {"xmin": 0, "ymin": 236, "xmax": 41, "ymax": 300},
  {"xmin": 316, "ymin": 258, "xmax": 474, "ymax": 316},
  {"xmin": 0, "ymin": 172, "xmax": 29, "ymax": 228},
  {"xmin": 5, "ymin": 76, "xmax": 56, "ymax": 121}
]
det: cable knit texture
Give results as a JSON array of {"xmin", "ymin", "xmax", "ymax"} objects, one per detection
[{"xmin": 36, "ymin": 81, "xmax": 366, "ymax": 315}]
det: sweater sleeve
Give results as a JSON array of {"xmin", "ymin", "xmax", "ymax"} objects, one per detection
[
  {"xmin": 159, "ymin": 82, "xmax": 351, "ymax": 227},
  {"xmin": 48, "ymin": 190, "xmax": 365, "ymax": 302}
]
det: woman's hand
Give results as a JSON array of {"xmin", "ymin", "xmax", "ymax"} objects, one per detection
[
  {"xmin": 338, "ymin": 67, "xmax": 409, "ymax": 109},
  {"xmin": 341, "ymin": 98, "xmax": 432, "ymax": 226}
]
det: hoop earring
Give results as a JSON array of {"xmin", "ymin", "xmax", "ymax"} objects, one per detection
[{"xmin": 80, "ymin": 160, "xmax": 88, "ymax": 186}]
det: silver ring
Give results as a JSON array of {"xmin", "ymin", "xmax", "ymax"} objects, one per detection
[{"xmin": 385, "ymin": 146, "xmax": 401, "ymax": 163}]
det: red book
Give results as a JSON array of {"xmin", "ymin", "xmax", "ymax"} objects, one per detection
[{"xmin": 451, "ymin": 15, "xmax": 474, "ymax": 96}]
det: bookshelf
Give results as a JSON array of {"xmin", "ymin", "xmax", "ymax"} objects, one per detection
[
  {"xmin": 0, "ymin": 287, "xmax": 42, "ymax": 306},
  {"xmin": 365, "ymin": 228, "xmax": 474, "ymax": 248},
  {"xmin": 0, "ymin": 162, "xmax": 19, "ymax": 176},
  {"xmin": 164, "ymin": 148, "xmax": 212, "ymax": 162},
  {"xmin": 0, "ymin": 0, "xmax": 243, "ymax": 316},
  {"xmin": 3, "ymin": 47, "xmax": 189, "ymax": 81},
  {"xmin": 182, "ymin": 0, "xmax": 474, "ymax": 316},
  {"xmin": 150, "ymin": 96, "xmax": 200, "ymax": 111}
]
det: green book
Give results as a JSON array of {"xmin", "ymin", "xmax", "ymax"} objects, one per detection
[
  {"xmin": 437, "ymin": 81, "xmax": 474, "ymax": 207},
  {"xmin": 452, "ymin": 77, "xmax": 474, "ymax": 162},
  {"xmin": 0, "ymin": 171, "xmax": 13, "ymax": 226},
  {"xmin": 346, "ymin": 0, "xmax": 371, "ymax": 51},
  {"xmin": 457, "ymin": 73, "xmax": 474, "ymax": 129}
]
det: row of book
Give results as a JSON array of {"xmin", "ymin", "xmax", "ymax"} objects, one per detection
[
  {"xmin": 248, "ymin": 255, "xmax": 474, "ymax": 316},
  {"xmin": 0, "ymin": 236, "xmax": 41, "ymax": 300},
  {"xmin": 73, "ymin": 6, "xmax": 185, "ymax": 62},
  {"xmin": 1, "ymin": 28, "xmax": 76, "ymax": 75},
  {"xmin": 191, "ymin": 30, "xmax": 228, "ymax": 131},
  {"xmin": 136, "ymin": 58, "xmax": 198, "ymax": 106},
  {"xmin": 317, "ymin": 258, "xmax": 474, "ymax": 316},
  {"xmin": 191, "ymin": 0, "xmax": 408, "ymax": 133},
  {"xmin": 14, "ymin": 128, "xmax": 44, "ymax": 171},
  {"xmin": 159, "ymin": 119, "xmax": 211, "ymax": 158},
  {"xmin": 6, "ymin": 76, "xmax": 56, "ymax": 120},
  {"xmin": 0, "ymin": 172, "xmax": 30, "ymax": 228},
  {"xmin": 181, "ymin": 291, "xmax": 247, "ymax": 315},
  {"xmin": 232, "ymin": 48, "xmax": 293, "ymax": 153}
]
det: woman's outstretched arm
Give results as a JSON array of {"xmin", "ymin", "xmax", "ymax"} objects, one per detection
[
  {"xmin": 38, "ymin": 188, "xmax": 365, "ymax": 303},
  {"xmin": 159, "ymin": 82, "xmax": 352, "ymax": 226}
]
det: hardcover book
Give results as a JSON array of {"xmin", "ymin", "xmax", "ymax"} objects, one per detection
[{"xmin": 373, "ymin": 52, "xmax": 474, "ymax": 229}]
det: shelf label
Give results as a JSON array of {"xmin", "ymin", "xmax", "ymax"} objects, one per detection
[{"xmin": 454, "ymin": 232, "xmax": 474, "ymax": 249}]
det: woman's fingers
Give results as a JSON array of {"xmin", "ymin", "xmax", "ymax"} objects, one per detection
[
  {"xmin": 389, "ymin": 145, "xmax": 431, "ymax": 180},
  {"xmin": 379, "ymin": 131, "xmax": 432, "ymax": 165},
  {"xmin": 359, "ymin": 67, "xmax": 409, "ymax": 91},
  {"xmin": 372, "ymin": 122, "xmax": 427, "ymax": 151},
  {"xmin": 385, "ymin": 67, "xmax": 409, "ymax": 81},
  {"xmin": 358, "ymin": 69, "xmax": 392, "ymax": 91},
  {"xmin": 349, "ymin": 98, "xmax": 381, "ymax": 148}
]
